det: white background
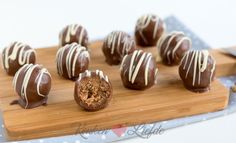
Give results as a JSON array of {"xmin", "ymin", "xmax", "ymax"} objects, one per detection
[
  {"xmin": 0, "ymin": 0, "xmax": 236, "ymax": 49},
  {"xmin": 0, "ymin": 0, "xmax": 236, "ymax": 143}
]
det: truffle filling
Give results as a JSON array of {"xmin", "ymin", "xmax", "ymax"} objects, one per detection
[{"xmin": 79, "ymin": 77, "xmax": 110, "ymax": 106}]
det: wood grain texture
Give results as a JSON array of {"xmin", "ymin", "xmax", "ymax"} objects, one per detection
[{"xmin": 0, "ymin": 41, "xmax": 233, "ymax": 141}]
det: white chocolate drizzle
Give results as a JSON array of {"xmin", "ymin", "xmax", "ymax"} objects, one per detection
[
  {"xmin": 59, "ymin": 24, "xmax": 85, "ymax": 46},
  {"xmin": 135, "ymin": 14, "xmax": 162, "ymax": 44},
  {"xmin": 106, "ymin": 31, "xmax": 134, "ymax": 56},
  {"xmin": 56, "ymin": 43, "xmax": 90, "ymax": 78},
  {"xmin": 180, "ymin": 50, "xmax": 216, "ymax": 86},
  {"xmin": 120, "ymin": 50, "xmax": 158, "ymax": 86},
  {"xmin": 78, "ymin": 70, "xmax": 109, "ymax": 82},
  {"xmin": 157, "ymin": 31, "xmax": 191, "ymax": 64},
  {"xmin": 2, "ymin": 42, "xmax": 36, "ymax": 70},
  {"xmin": 154, "ymin": 68, "xmax": 159, "ymax": 84},
  {"xmin": 13, "ymin": 64, "xmax": 51, "ymax": 108}
]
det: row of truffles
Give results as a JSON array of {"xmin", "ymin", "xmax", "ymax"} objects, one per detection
[
  {"xmin": 56, "ymin": 43, "xmax": 113, "ymax": 111},
  {"xmin": 1, "ymin": 42, "xmax": 52, "ymax": 109},
  {"xmin": 0, "ymin": 13, "xmax": 216, "ymax": 110},
  {"xmin": 1, "ymin": 14, "xmax": 165, "ymax": 76},
  {"xmin": 1, "ymin": 40, "xmax": 112, "ymax": 110},
  {"xmin": 118, "ymin": 48, "xmax": 216, "ymax": 92},
  {"xmin": 57, "ymin": 14, "xmax": 165, "ymax": 51}
]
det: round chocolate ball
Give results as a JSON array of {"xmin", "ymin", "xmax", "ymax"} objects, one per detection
[
  {"xmin": 56, "ymin": 43, "xmax": 90, "ymax": 80},
  {"xmin": 74, "ymin": 70, "xmax": 112, "ymax": 111},
  {"xmin": 102, "ymin": 31, "xmax": 136, "ymax": 65},
  {"xmin": 135, "ymin": 14, "xmax": 165, "ymax": 47},
  {"xmin": 2, "ymin": 42, "xmax": 36, "ymax": 76},
  {"xmin": 59, "ymin": 24, "xmax": 89, "ymax": 47},
  {"xmin": 120, "ymin": 50, "xmax": 158, "ymax": 90},
  {"xmin": 157, "ymin": 31, "xmax": 191, "ymax": 65},
  {"xmin": 11, "ymin": 64, "xmax": 51, "ymax": 109},
  {"xmin": 179, "ymin": 50, "xmax": 216, "ymax": 93}
]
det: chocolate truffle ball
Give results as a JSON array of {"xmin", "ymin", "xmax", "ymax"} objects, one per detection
[
  {"xmin": 120, "ymin": 50, "xmax": 158, "ymax": 90},
  {"xmin": 11, "ymin": 64, "xmax": 51, "ymax": 109},
  {"xmin": 74, "ymin": 70, "xmax": 112, "ymax": 111},
  {"xmin": 135, "ymin": 14, "xmax": 165, "ymax": 47},
  {"xmin": 59, "ymin": 24, "xmax": 89, "ymax": 47},
  {"xmin": 179, "ymin": 50, "xmax": 216, "ymax": 93},
  {"xmin": 2, "ymin": 42, "xmax": 36, "ymax": 76},
  {"xmin": 56, "ymin": 43, "xmax": 90, "ymax": 80},
  {"xmin": 157, "ymin": 31, "xmax": 191, "ymax": 65},
  {"xmin": 102, "ymin": 31, "xmax": 136, "ymax": 65}
]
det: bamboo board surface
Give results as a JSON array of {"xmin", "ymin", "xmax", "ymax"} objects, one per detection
[{"xmin": 0, "ymin": 41, "xmax": 234, "ymax": 141}]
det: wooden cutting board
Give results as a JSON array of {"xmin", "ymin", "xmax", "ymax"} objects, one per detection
[{"xmin": 0, "ymin": 41, "xmax": 235, "ymax": 141}]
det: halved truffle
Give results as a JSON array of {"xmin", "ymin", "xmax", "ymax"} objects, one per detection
[
  {"xmin": 74, "ymin": 70, "xmax": 112, "ymax": 111},
  {"xmin": 2, "ymin": 42, "xmax": 36, "ymax": 76},
  {"xmin": 59, "ymin": 24, "xmax": 89, "ymax": 47},
  {"xmin": 56, "ymin": 43, "xmax": 90, "ymax": 80},
  {"xmin": 102, "ymin": 31, "xmax": 136, "ymax": 65},
  {"xmin": 179, "ymin": 50, "xmax": 216, "ymax": 93},
  {"xmin": 11, "ymin": 64, "xmax": 51, "ymax": 109},
  {"xmin": 157, "ymin": 31, "xmax": 191, "ymax": 65},
  {"xmin": 120, "ymin": 50, "xmax": 158, "ymax": 90},
  {"xmin": 135, "ymin": 14, "xmax": 165, "ymax": 47}
]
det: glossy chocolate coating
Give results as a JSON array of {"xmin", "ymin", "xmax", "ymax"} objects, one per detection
[
  {"xmin": 56, "ymin": 43, "xmax": 90, "ymax": 80},
  {"xmin": 157, "ymin": 31, "xmax": 191, "ymax": 66},
  {"xmin": 102, "ymin": 31, "xmax": 136, "ymax": 65},
  {"xmin": 59, "ymin": 24, "xmax": 89, "ymax": 47},
  {"xmin": 120, "ymin": 50, "xmax": 158, "ymax": 90},
  {"xmin": 135, "ymin": 14, "xmax": 165, "ymax": 47},
  {"xmin": 2, "ymin": 42, "xmax": 36, "ymax": 76},
  {"xmin": 74, "ymin": 70, "xmax": 112, "ymax": 111},
  {"xmin": 11, "ymin": 64, "xmax": 51, "ymax": 109},
  {"xmin": 179, "ymin": 50, "xmax": 216, "ymax": 93}
]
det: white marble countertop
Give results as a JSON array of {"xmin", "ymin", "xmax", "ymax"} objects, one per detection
[{"xmin": 0, "ymin": 0, "xmax": 236, "ymax": 143}]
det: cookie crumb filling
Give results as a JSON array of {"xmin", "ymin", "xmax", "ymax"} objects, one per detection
[{"xmin": 79, "ymin": 76, "xmax": 111, "ymax": 109}]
